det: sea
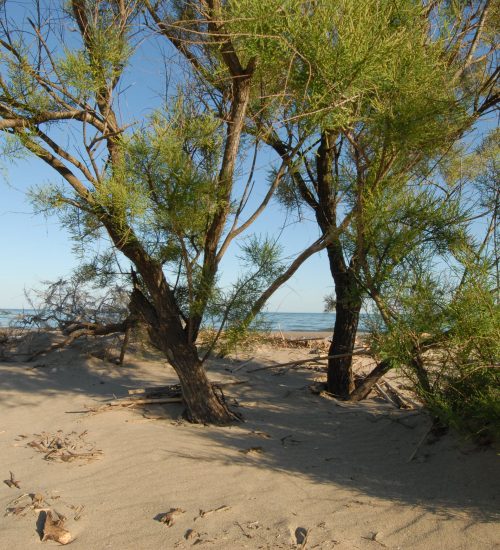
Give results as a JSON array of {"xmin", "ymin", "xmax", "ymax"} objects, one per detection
[{"xmin": 0, "ymin": 309, "xmax": 369, "ymax": 333}]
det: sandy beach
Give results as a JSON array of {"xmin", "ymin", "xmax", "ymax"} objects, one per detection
[{"xmin": 0, "ymin": 331, "xmax": 499, "ymax": 549}]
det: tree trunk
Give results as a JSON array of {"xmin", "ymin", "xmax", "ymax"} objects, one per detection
[
  {"xmin": 326, "ymin": 268, "xmax": 362, "ymax": 398},
  {"xmin": 152, "ymin": 326, "xmax": 237, "ymax": 424},
  {"xmin": 168, "ymin": 343, "xmax": 237, "ymax": 424},
  {"xmin": 129, "ymin": 286, "xmax": 236, "ymax": 425},
  {"xmin": 327, "ymin": 300, "xmax": 361, "ymax": 398}
]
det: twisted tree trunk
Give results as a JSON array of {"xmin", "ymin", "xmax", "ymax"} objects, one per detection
[{"xmin": 129, "ymin": 283, "xmax": 236, "ymax": 425}]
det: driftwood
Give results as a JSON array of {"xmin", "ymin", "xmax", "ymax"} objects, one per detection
[
  {"xmin": 41, "ymin": 510, "xmax": 72, "ymax": 545},
  {"xmin": 156, "ymin": 508, "xmax": 185, "ymax": 527},
  {"xmin": 27, "ymin": 320, "xmax": 129, "ymax": 362},
  {"xmin": 382, "ymin": 381, "xmax": 414, "ymax": 409},
  {"xmin": 374, "ymin": 383, "xmax": 399, "ymax": 408},
  {"xmin": 407, "ymin": 424, "xmax": 434, "ymax": 463},
  {"xmin": 3, "ymin": 471, "xmax": 21, "ymax": 489},
  {"xmin": 384, "ymin": 380, "xmax": 421, "ymax": 409},
  {"xmin": 349, "ymin": 359, "xmax": 393, "ymax": 401},
  {"xmin": 290, "ymin": 336, "xmax": 331, "ymax": 342},
  {"xmin": 127, "ymin": 380, "xmax": 247, "ymax": 396},
  {"xmin": 197, "ymin": 505, "xmax": 231, "ymax": 519},
  {"xmin": 99, "ymin": 397, "xmax": 183, "ymax": 408},
  {"xmin": 248, "ymin": 350, "xmax": 371, "ymax": 373},
  {"xmin": 230, "ymin": 357, "xmax": 255, "ymax": 373}
]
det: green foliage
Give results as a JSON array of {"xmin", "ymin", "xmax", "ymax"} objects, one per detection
[
  {"xmin": 1, "ymin": 40, "xmax": 56, "ymax": 115},
  {"xmin": 355, "ymin": 179, "xmax": 469, "ymax": 289},
  {"xmin": 204, "ymin": 236, "xmax": 284, "ymax": 355},
  {"xmin": 28, "ymin": 181, "xmax": 104, "ymax": 250},
  {"xmin": 122, "ymin": 98, "xmax": 224, "ymax": 254},
  {"xmin": 0, "ymin": 133, "xmax": 29, "ymax": 161},
  {"xmin": 225, "ymin": 0, "xmax": 459, "ymax": 134},
  {"xmin": 371, "ymin": 260, "xmax": 500, "ymax": 441},
  {"xmin": 60, "ymin": 0, "xmax": 134, "ymax": 93},
  {"xmin": 440, "ymin": 128, "xmax": 500, "ymax": 211},
  {"xmin": 323, "ymin": 293, "xmax": 336, "ymax": 313}
]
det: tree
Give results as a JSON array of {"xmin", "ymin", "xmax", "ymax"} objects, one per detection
[
  {"xmin": 2, "ymin": 1, "xmax": 497, "ymax": 422},
  {"xmin": 368, "ymin": 234, "xmax": 499, "ymax": 441},
  {"xmin": 217, "ymin": 0, "xmax": 499, "ymax": 397},
  {"xmin": 0, "ymin": 0, "xmax": 328, "ymax": 423}
]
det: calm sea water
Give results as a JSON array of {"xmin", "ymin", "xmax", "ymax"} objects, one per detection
[
  {"xmin": 0, "ymin": 309, "xmax": 38, "ymax": 328},
  {"xmin": 0, "ymin": 309, "xmax": 368, "ymax": 332}
]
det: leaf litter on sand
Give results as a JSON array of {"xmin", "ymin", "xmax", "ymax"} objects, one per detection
[
  {"xmin": 40, "ymin": 510, "xmax": 72, "ymax": 545},
  {"xmin": 156, "ymin": 508, "xmax": 186, "ymax": 527},
  {"xmin": 5, "ymin": 491, "xmax": 83, "ymax": 545},
  {"xmin": 27, "ymin": 430, "xmax": 103, "ymax": 463},
  {"xmin": 4, "ymin": 491, "xmax": 83, "ymax": 521},
  {"xmin": 5, "ymin": 492, "xmax": 49, "ymax": 517}
]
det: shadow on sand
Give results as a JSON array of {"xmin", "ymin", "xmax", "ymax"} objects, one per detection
[{"xmin": 1, "ymin": 331, "xmax": 498, "ymax": 525}]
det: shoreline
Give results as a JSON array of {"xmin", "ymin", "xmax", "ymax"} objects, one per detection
[{"xmin": 0, "ymin": 310, "xmax": 371, "ymax": 334}]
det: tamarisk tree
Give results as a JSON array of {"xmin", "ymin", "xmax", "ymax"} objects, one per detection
[
  {"xmin": 217, "ymin": 0, "xmax": 499, "ymax": 397},
  {"xmin": 0, "ymin": 0, "xmax": 326, "ymax": 423}
]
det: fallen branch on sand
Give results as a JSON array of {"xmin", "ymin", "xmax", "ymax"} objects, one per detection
[
  {"xmin": 248, "ymin": 350, "xmax": 371, "ymax": 373},
  {"xmin": 230, "ymin": 357, "xmax": 255, "ymax": 373},
  {"xmin": 127, "ymin": 380, "xmax": 247, "ymax": 396},
  {"xmin": 27, "ymin": 321, "xmax": 129, "ymax": 362},
  {"xmin": 407, "ymin": 424, "xmax": 434, "ymax": 463},
  {"xmin": 5, "ymin": 493, "xmax": 52, "ymax": 517},
  {"xmin": 196, "ymin": 505, "xmax": 231, "ymax": 519},
  {"xmin": 87, "ymin": 396, "xmax": 184, "ymax": 412},
  {"xmin": 383, "ymin": 380, "xmax": 420, "ymax": 409},
  {"xmin": 82, "ymin": 381, "xmax": 243, "ymax": 413},
  {"xmin": 349, "ymin": 359, "xmax": 393, "ymax": 401},
  {"xmin": 291, "ymin": 336, "xmax": 330, "ymax": 342},
  {"xmin": 374, "ymin": 383, "xmax": 400, "ymax": 408},
  {"xmin": 3, "ymin": 471, "xmax": 21, "ymax": 489}
]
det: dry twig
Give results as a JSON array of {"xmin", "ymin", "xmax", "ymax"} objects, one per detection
[
  {"xmin": 3, "ymin": 471, "xmax": 21, "ymax": 489},
  {"xmin": 28, "ymin": 430, "xmax": 102, "ymax": 463},
  {"xmin": 157, "ymin": 508, "xmax": 185, "ymax": 527}
]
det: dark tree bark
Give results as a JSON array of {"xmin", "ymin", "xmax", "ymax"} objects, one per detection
[
  {"xmin": 315, "ymin": 132, "xmax": 363, "ymax": 398},
  {"xmin": 267, "ymin": 130, "xmax": 364, "ymax": 398},
  {"xmin": 128, "ymin": 275, "xmax": 237, "ymax": 425},
  {"xmin": 327, "ymin": 287, "xmax": 361, "ymax": 397}
]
